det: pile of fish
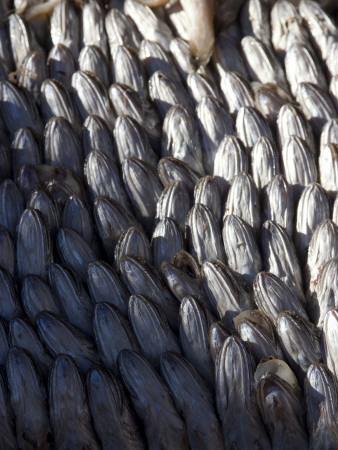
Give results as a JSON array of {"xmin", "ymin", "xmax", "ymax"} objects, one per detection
[{"xmin": 0, "ymin": 0, "xmax": 338, "ymax": 448}]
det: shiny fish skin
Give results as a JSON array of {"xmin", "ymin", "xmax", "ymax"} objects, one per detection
[
  {"xmin": 128, "ymin": 294, "xmax": 181, "ymax": 369},
  {"xmin": 36, "ymin": 311, "xmax": 100, "ymax": 374},
  {"xmin": 6, "ymin": 346, "xmax": 52, "ymax": 450},
  {"xmin": 161, "ymin": 352, "xmax": 225, "ymax": 450},
  {"xmin": 254, "ymin": 272, "xmax": 308, "ymax": 324},
  {"xmin": 21, "ymin": 274, "xmax": 61, "ymax": 324},
  {"xmin": 162, "ymin": 104, "xmax": 204, "ymax": 176},
  {"xmin": 87, "ymin": 366, "xmax": 146, "ymax": 450},
  {"xmin": 304, "ymin": 363, "xmax": 338, "ymax": 450},
  {"xmin": 49, "ymin": 355, "xmax": 100, "ymax": 450},
  {"xmin": 118, "ymin": 349, "xmax": 189, "ymax": 450},
  {"xmin": 216, "ymin": 336, "xmax": 271, "ymax": 450}
]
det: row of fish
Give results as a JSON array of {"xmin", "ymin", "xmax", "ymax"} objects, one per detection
[{"xmin": 0, "ymin": 0, "xmax": 337, "ymax": 449}]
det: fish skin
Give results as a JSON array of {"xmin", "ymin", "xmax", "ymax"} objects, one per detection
[
  {"xmin": 49, "ymin": 355, "xmax": 100, "ymax": 450},
  {"xmin": 216, "ymin": 336, "xmax": 272, "ymax": 450},
  {"xmin": 87, "ymin": 366, "xmax": 146, "ymax": 450},
  {"xmin": 161, "ymin": 352, "xmax": 225, "ymax": 450},
  {"xmin": 128, "ymin": 294, "xmax": 181, "ymax": 369},
  {"xmin": 36, "ymin": 311, "xmax": 100, "ymax": 374},
  {"xmin": 6, "ymin": 346, "xmax": 52, "ymax": 450},
  {"xmin": 118, "ymin": 349, "xmax": 189, "ymax": 450}
]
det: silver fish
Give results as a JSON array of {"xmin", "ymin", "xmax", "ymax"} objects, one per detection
[
  {"xmin": 215, "ymin": 336, "xmax": 271, "ymax": 450},
  {"xmin": 87, "ymin": 366, "xmax": 146, "ymax": 450},
  {"xmin": 36, "ymin": 311, "xmax": 100, "ymax": 373},
  {"xmin": 254, "ymin": 271, "xmax": 308, "ymax": 323},
  {"xmin": 49, "ymin": 355, "xmax": 100, "ymax": 449},
  {"xmin": 118, "ymin": 349, "xmax": 189, "ymax": 450},
  {"xmin": 6, "ymin": 346, "xmax": 52, "ymax": 450},
  {"xmin": 161, "ymin": 352, "xmax": 225, "ymax": 450},
  {"xmin": 128, "ymin": 294, "xmax": 181, "ymax": 369}
]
